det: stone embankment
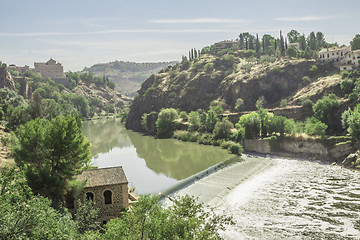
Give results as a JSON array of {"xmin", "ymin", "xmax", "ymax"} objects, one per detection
[{"xmin": 244, "ymin": 138, "xmax": 358, "ymax": 165}]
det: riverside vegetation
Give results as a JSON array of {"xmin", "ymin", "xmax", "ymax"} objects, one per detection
[
  {"xmin": 0, "ymin": 66, "xmax": 233, "ymax": 238},
  {"xmin": 128, "ymin": 31, "xmax": 360, "ymax": 168}
]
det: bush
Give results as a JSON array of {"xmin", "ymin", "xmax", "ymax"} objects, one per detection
[
  {"xmin": 313, "ymin": 94, "xmax": 339, "ymax": 128},
  {"xmin": 197, "ymin": 133, "xmax": 214, "ymax": 145},
  {"xmin": 304, "ymin": 117, "xmax": 328, "ymax": 136},
  {"xmin": 236, "ymin": 112, "xmax": 261, "ymax": 139},
  {"xmin": 342, "ymin": 104, "xmax": 360, "ymax": 140},
  {"xmin": 309, "ymin": 65, "xmax": 318, "ymax": 74},
  {"xmin": 188, "ymin": 111, "xmax": 201, "ymax": 132},
  {"xmin": 204, "ymin": 63, "xmax": 213, "ymax": 73},
  {"xmin": 340, "ymin": 78, "xmax": 354, "ymax": 94},
  {"xmin": 301, "ymin": 97, "xmax": 313, "ymax": 108},
  {"xmin": 348, "ymin": 92, "xmax": 359, "ymax": 102},
  {"xmin": 279, "ymin": 99, "xmax": 287, "ymax": 108},
  {"xmin": 156, "ymin": 108, "xmax": 179, "ymax": 138},
  {"xmin": 213, "ymin": 118, "xmax": 233, "ymax": 140},
  {"xmin": 220, "ymin": 140, "xmax": 235, "ymax": 149},
  {"xmin": 179, "ymin": 111, "xmax": 188, "ymax": 121},
  {"xmin": 228, "ymin": 143, "xmax": 243, "ymax": 155}
]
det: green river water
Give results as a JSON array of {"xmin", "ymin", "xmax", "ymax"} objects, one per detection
[{"xmin": 83, "ymin": 118, "xmax": 360, "ymax": 239}]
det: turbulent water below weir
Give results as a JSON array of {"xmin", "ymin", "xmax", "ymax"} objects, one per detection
[{"xmin": 172, "ymin": 155, "xmax": 360, "ymax": 239}]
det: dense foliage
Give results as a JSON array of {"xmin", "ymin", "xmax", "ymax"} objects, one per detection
[{"xmin": 11, "ymin": 114, "xmax": 91, "ymax": 205}]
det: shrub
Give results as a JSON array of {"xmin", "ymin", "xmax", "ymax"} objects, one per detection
[
  {"xmin": 213, "ymin": 118, "xmax": 234, "ymax": 140},
  {"xmin": 313, "ymin": 94, "xmax": 339, "ymax": 128},
  {"xmin": 348, "ymin": 92, "xmax": 359, "ymax": 102},
  {"xmin": 304, "ymin": 117, "xmax": 328, "ymax": 136},
  {"xmin": 236, "ymin": 112, "xmax": 261, "ymax": 139},
  {"xmin": 188, "ymin": 111, "xmax": 201, "ymax": 132},
  {"xmin": 279, "ymin": 99, "xmax": 287, "ymax": 108},
  {"xmin": 181, "ymin": 59, "xmax": 191, "ymax": 70},
  {"xmin": 230, "ymin": 128, "xmax": 245, "ymax": 143},
  {"xmin": 340, "ymin": 78, "xmax": 354, "ymax": 94},
  {"xmin": 235, "ymin": 98, "xmax": 245, "ymax": 112},
  {"xmin": 301, "ymin": 97, "xmax": 313, "ymax": 108},
  {"xmin": 179, "ymin": 111, "xmax": 188, "ymax": 121},
  {"xmin": 228, "ymin": 143, "xmax": 243, "ymax": 155},
  {"xmin": 156, "ymin": 108, "xmax": 179, "ymax": 138},
  {"xmin": 220, "ymin": 140, "xmax": 234, "ymax": 149},
  {"xmin": 302, "ymin": 76, "xmax": 311, "ymax": 83},
  {"xmin": 342, "ymin": 104, "xmax": 360, "ymax": 140},
  {"xmin": 197, "ymin": 133, "xmax": 213, "ymax": 145},
  {"xmin": 204, "ymin": 63, "xmax": 213, "ymax": 73}
]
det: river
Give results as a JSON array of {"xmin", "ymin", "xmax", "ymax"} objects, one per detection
[{"xmin": 83, "ymin": 118, "xmax": 360, "ymax": 239}]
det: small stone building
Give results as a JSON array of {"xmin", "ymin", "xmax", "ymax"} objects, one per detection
[{"xmin": 72, "ymin": 166, "xmax": 129, "ymax": 223}]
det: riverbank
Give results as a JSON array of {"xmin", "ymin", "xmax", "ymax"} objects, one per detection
[{"xmin": 243, "ymin": 136, "xmax": 360, "ymax": 170}]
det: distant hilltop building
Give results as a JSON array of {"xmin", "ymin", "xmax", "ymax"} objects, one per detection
[
  {"xmin": 34, "ymin": 58, "xmax": 66, "ymax": 79},
  {"xmin": 8, "ymin": 58, "xmax": 69, "ymax": 86},
  {"xmin": 215, "ymin": 41, "xmax": 236, "ymax": 49},
  {"xmin": 319, "ymin": 46, "xmax": 360, "ymax": 71}
]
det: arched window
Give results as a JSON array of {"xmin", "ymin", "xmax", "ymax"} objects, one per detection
[
  {"xmin": 104, "ymin": 190, "xmax": 112, "ymax": 204},
  {"xmin": 86, "ymin": 192, "xmax": 94, "ymax": 202}
]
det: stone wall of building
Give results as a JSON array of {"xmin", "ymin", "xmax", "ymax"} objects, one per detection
[
  {"xmin": 75, "ymin": 183, "xmax": 129, "ymax": 222},
  {"xmin": 34, "ymin": 59, "xmax": 65, "ymax": 79}
]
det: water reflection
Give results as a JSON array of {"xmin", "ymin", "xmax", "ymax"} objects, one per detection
[
  {"xmin": 82, "ymin": 118, "xmax": 132, "ymax": 158},
  {"xmin": 127, "ymin": 131, "xmax": 231, "ymax": 180},
  {"xmin": 82, "ymin": 119, "xmax": 232, "ymax": 194}
]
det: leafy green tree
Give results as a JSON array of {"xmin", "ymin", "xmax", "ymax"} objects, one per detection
[
  {"xmin": 287, "ymin": 29, "xmax": 300, "ymax": 43},
  {"xmin": 0, "ymin": 167, "xmax": 78, "ymax": 239},
  {"xmin": 75, "ymin": 199, "xmax": 100, "ymax": 234},
  {"xmin": 342, "ymin": 104, "xmax": 360, "ymax": 140},
  {"xmin": 213, "ymin": 118, "xmax": 234, "ymax": 140},
  {"xmin": 200, "ymin": 109, "xmax": 219, "ymax": 133},
  {"xmin": 102, "ymin": 195, "xmax": 234, "ymax": 239},
  {"xmin": 188, "ymin": 111, "xmax": 201, "ymax": 132},
  {"xmin": 11, "ymin": 114, "xmax": 91, "ymax": 204},
  {"xmin": 313, "ymin": 94, "xmax": 340, "ymax": 129},
  {"xmin": 285, "ymin": 47, "xmax": 297, "ymax": 58},
  {"xmin": 307, "ymin": 32, "xmax": 317, "ymax": 50},
  {"xmin": 304, "ymin": 117, "xmax": 328, "ymax": 136},
  {"xmin": 350, "ymin": 34, "xmax": 360, "ymax": 50},
  {"xmin": 156, "ymin": 108, "xmax": 179, "ymax": 138},
  {"xmin": 236, "ymin": 112, "xmax": 261, "ymax": 139},
  {"xmin": 316, "ymin": 32, "xmax": 326, "ymax": 49}
]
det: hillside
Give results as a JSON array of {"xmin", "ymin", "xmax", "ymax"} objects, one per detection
[
  {"xmin": 83, "ymin": 60, "xmax": 178, "ymax": 97},
  {"xmin": 0, "ymin": 66, "xmax": 132, "ymax": 118},
  {"xmin": 126, "ymin": 51, "xmax": 340, "ymax": 132}
]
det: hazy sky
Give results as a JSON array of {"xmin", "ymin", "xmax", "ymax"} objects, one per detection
[{"xmin": 1, "ymin": 0, "xmax": 359, "ymax": 71}]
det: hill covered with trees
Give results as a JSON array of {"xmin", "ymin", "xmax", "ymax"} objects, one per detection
[{"xmin": 83, "ymin": 60, "xmax": 178, "ymax": 97}]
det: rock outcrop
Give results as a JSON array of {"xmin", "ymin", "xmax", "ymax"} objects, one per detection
[
  {"xmin": 0, "ymin": 66, "xmax": 15, "ymax": 90},
  {"xmin": 74, "ymin": 82, "xmax": 132, "ymax": 109}
]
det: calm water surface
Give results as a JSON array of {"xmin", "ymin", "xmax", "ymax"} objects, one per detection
[{"xmin": 82, "ymin": 118, "xmax": 233, "ymax": 194}]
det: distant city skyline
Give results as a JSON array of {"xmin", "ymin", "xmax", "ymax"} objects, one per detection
[{"xmin": 1, "ymin": 0, "xmax": 359, "ymax": 71}]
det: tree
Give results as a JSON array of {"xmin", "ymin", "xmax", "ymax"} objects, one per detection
[
  {"xmin": 313, "ymin": 94, "xmax": 340, "ymax": 129},
  {"xmin": 256, "ymin": 34, "xmax": 260, "ymax": 54},
  {"xmin": 0, "ymin": 167, "xmax": 78, "ymax": 239},
  {"xmin": 316, "ymin": 31, "xmax": 325, "ymax": 49},
  {"xmin": 11, "ymin": 114, "xmax": 91, "ymax": 204},
  {"xmin": 287, "ymin": 29, "xmax": 300, "ymax": 43},
  {"xmin": 200, "ymin": 109, "xmax": 219, "ymax": 133},
  {"xmin": 236, "ymin": 112, "xmax": 261, "ymax": 139},
  {"xmin": 156, "ymin": 108, "xmax": 179, "ymax": 138},
  {"xmin": 304, "ymin": 117, "xmax": 327, "ymax": 136},
  {"xmin": 213, "ymin": 118, "xmax": 234, "ymax": 140},
  {"xmin": 75, "ymin": 199, "xmax": 100, "ymax": 234},
  {"xmin": 307, "ymin": 32, "xmax": 317, "ymax": 50},
  {"xmin": 342, "ymin": 104, "xmax": 360, "ymax": 140},
  {"xmin": 188, "ymin": 111, "xmax": 201, "ymax": 132},
  {"xmin": 102, "ymin": 195, "xmax": 234, "ymax": 239},
  {"xmin": 350, "ymin": 34, "xmax": 360, "ymax": 50},
  {"xmin": 285, "ymin": 47, "xmax": 297, "ymax": 58},
  {"xmin": 299, "ymin": 34, "xmax": 306, "ymax": 50}
]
